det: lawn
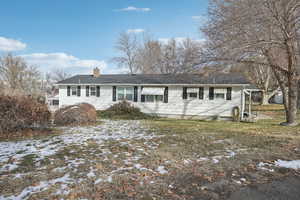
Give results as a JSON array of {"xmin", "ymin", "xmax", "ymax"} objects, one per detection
[{"xmin": 0, "ymin": 106, "xmax": 300, "ymax": 200}]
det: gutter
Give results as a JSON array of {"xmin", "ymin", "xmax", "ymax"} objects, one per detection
[{"xmin": 55, "ymin": 83, "xmax": 251, "ymax": 87}]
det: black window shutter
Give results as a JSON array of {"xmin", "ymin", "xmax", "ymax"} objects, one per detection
[
  {"xmin": 164, "ymin": 87, "xmax": 168, "ymax": 103},
  {"xmin": 199, "ymin": 87, "xmax": 204, "ymax": 100},
  {"xmin": 209, "ymin": 87, "xmax": 214, "ymax": 100},
  {"xmin": 77, "ymin": 86, "xmax": 81, "ymax": 97},
  {"xmin": 141, "ymin": 87, "xmax": 145, "ymax": 102},
  {"xmin": 86, "ymin": 86, "xmax": 90, "ymax": 97},
  {"xmin": 67, "ymin": 86, "xmax": 71, "ymax": 96},
  {"xmin": 183, "ymin": 87, "xmax": 187, "ymax": 99},
  {"xmin": 112, "ymin": 86, "xmax": 116, "ymax": 101},
  {"xmin": 134, "ymin": 86, "xmax": 138, "ymax": 102},
  {"xmin": 96, "ymin": 86, "xmax": 100, "ymax": 97},
  {"xmin": 226, "ymin": 87, "xmax": 232, "ymax": 100}
]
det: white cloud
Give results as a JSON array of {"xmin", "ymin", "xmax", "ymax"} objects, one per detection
[
  {"xmin": 127, "ymin": 29, "xmax": 145, "ymax": 34},
  {"xmin": 192, "ymin": 15, "xmax": 208, "ymax": 23},
  {"xmin": 0, "ymin": 36, "xmax": 27, "ymax": 51},
  {"xmin": 158, "ymin": 37, "xmax": 206, "ymax": 46},
  {"xmin": 116, "ymin": 6, "xmax": 151, "ymax": 12},
  {"xmin": 104, "ymin": 66, "xmax": 128, "ymax": 74},
  {"xmin": 158, "ymin": 37, "xmax": 185, "ymax": 44},
  {"xmin": 21, "ymin": 53, "xmax": 107, "ymax": 75}
]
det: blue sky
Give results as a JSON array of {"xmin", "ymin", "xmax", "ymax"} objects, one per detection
[{"xmin": 0, "ymin": 0, "xmax": 209, "ymax": 75}]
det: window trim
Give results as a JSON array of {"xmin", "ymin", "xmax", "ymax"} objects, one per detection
[
  {"xmin": 117, "ymin": 86, "xmax": 134, "ymax": 101},
  {"xmin": 213, "ymin": 88, "xmax": 227, "ymax": 100},
  {"xmin": 90, "ymin": 86, "xmax": 96, "ymax": 96},
  {"xmin": 144, "ymin": 94, "xmax": 164, "ymax": 103}
]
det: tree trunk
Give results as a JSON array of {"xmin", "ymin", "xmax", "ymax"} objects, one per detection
[
  {"xmin": 261, "ymin": 91, "xmax": 270, "ymax": 105},
  {"xmin": 282, "ymin": 76, "xmax": 298, "ymax": 126},
  {"xmin": 297, "ymin": 80, "xmax": 300, "ymax": 109}
]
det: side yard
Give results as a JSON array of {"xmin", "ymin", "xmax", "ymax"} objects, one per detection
[{"xmin": 0, "ymin": 105, "xmax": 300, "ymax": 200}]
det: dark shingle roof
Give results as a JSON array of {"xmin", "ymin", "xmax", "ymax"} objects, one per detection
[{"xmin": 57, "ymin": 73, "xmax": 250, "ymax": 85}]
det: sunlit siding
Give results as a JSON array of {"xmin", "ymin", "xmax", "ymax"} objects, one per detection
[{"xmin": 59, "ymin": 85, "xmax": 243, "ymax": 118}]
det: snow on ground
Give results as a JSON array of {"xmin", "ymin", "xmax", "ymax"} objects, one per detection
[
  {"xmin": 0, "ymin": 173, "xmax": 73, "ymax": 200},
  {"xmin": 0, "ymin": 120, "xmax": 253, "ymax": 199},
  {"xmin": 275, "ymin": 160, "xmax": 300, "ymax": 169},
  {"xmin": 0, "ymin": 120, "xmax": 164, "ymax": 199},
  {"xmin": 258, "ymin": 160, "xmax": 300, "ymax": 172},
  {"xmin": 157, "ymin": 166, "xmax": 168, "ymax": 174},
  {"xmin": 257, "ymin": 162, "xmax": 275, "ymax": 172},
  {"xmin": 0, "ymin": 120, "xmax": 159, "ymax": 173}
]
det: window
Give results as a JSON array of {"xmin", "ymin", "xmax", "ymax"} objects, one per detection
[
  {"xmin": 187, "ymin": 88, "xmax": 198, "ymax": 99},
  {"xmin": 215, "ymin": 93, "xmax": 225, "ymax": 99},
  {"xmin": 90, "ymin": 86, "xmax": 96, "ymax": 96},
  {"xmin": 52, "ymin": 100, "xmax": 59, "ymax": 106},
  {"xmin": 141, "ymin": 87, "xmax": 165, "ymax": 103},
  {"xmin": 117, "ymin": 87, "xmax": 133, "ymax": 101},
  {"xmin": 71, "ymin": 86, "xmax": 77, "ymax": 96},
  {"xmin": 145, "ymin": 95, "xmax": 164, "ymax": 102},
  {"xmin": 145, "ymin": 95, "xmax": 154, "ymax": 102},
  {"xmin": 156, "ymin": 95, "xmax": 164, "ymax": 102},
  {"xmin": 214, "ymin": 88, "xmax": 226, "ymax": 100},
  {"xmin": 189, "ymin": 92, "xmax": 198, "ymax": 98}
]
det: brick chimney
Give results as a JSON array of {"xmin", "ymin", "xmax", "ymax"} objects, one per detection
[{"xmin": 93, "ymin": 67, "xmax": 100, "ymax": 78}]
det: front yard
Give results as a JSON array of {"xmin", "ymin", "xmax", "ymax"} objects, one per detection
[{"xmin": 0, "ymin": 105, "xmax": 300, "ymax": 200}]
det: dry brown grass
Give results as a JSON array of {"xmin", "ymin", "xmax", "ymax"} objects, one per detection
[{"xmin": 1, "ymin": 107, "xmax": 300, "ymax": 200}]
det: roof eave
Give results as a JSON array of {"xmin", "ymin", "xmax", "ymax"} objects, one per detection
[{"xmin": 55, "ymin": 83, "xmax": 250, "ymax": 86}]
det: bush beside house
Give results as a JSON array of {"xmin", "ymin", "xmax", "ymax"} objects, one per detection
[
  {"xmin": 54, "ymin": 103, "xmax": 97, "ymax": 126},
  {"xmin": 0, "ymin": 95, "xmax": 51, "ymax": 137},
  {"xmin": 98, "ymin": 101, "xmax": 155, "ymax": 120}
]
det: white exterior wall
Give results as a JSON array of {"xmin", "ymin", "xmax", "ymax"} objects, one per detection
[{"xmin": 58, "ymin": 85, "xmax": 243, "ymax": 118}]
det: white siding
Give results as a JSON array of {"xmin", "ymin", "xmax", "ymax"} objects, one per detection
[{"xmin": 59, "ymin": 85, "xmax": 243, "ymax": 118}]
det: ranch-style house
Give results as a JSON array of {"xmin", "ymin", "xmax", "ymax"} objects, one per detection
[{"xmin": 56, "ymin": 68, "xmax": 251, "ymax": 119}]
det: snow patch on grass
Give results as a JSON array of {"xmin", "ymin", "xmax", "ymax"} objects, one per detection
[
  {"xmin": 0, "ymin": 173, "xmax": 73, "ymax": 200},
  {"xmin": 157, "ymin": 166, "xmax": 168, "ymax": 174},
  {"xmin": 275, "ymin": 160, "xmax": 300, "ymax": 170},
  {"xmin": 258, "ymin": 162, "xmax": 274, "ymax": 172},
  {"xmin": 0, "ymin": 120, "xmax": 160, "ymax": 174}
]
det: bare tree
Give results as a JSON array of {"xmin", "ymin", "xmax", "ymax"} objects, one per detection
[
  {"xmin": 49, "ymin": 68, "xmax": 71, "ymax": 82},
  {"xmin": 41, "ymin": 69, "xmax": 71, "ymax": 95},
  {"xmin": 0, "ymin": 54, "xmax": 42, "ymax": 96},
  {"xmin": 136, "ymin": 38, "xmax": 202, "ymax": 74},
  {"xmin": 160, "ymin": 39, "xmax": 180, "ymax": 74},
  {"xmin": 231, "ymin": 62, "xmax": 279, "ymax": 105},
  {"xmin": 201, "ymin": 0, "xmax": 300, "ymax": 126},
  {"xmin": 137, "ymin": 39, "xmax": 163, "ymax": 74},
  {"xmin": 112, "ymin": 32, "xmax": 139, "ymax": 74},
  {"xmin": 246, "ymin": 65, "xmax": 279, "ymax": 105},
  {"xmin": 177, "ymin": 38, "xmax": 202, "ymax": 73}
]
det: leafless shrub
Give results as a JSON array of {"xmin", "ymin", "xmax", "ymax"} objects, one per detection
[
  {"xmin": 54, "ymin": 103, "xmax": 97, "ymax": 126},
  {"xmin": 0, "ymin": 95, "xmax": 51, "ymax": 136}
]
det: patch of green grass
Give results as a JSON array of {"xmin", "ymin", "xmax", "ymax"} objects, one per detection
[
  {"xmin": 147, "ymin": 114, "xmax": 300, "ymax": 137},
  {"xmin": 19, "ymin": 154, "xmax": 37, "ymax": 169},
  {"xmin": 16, "ymin": 150, "xmax": 26, "ymax": 154},
  {"xmin": 145, "ymin": 109, "xmax": 300, "ymax": 164},
  {"xmin": 252, "ymin": 104, "xmax": 284, "ymax": 112},
  {"xmin": 97, "ymin": 110, "xmax": 156, "ymax": 120}
]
